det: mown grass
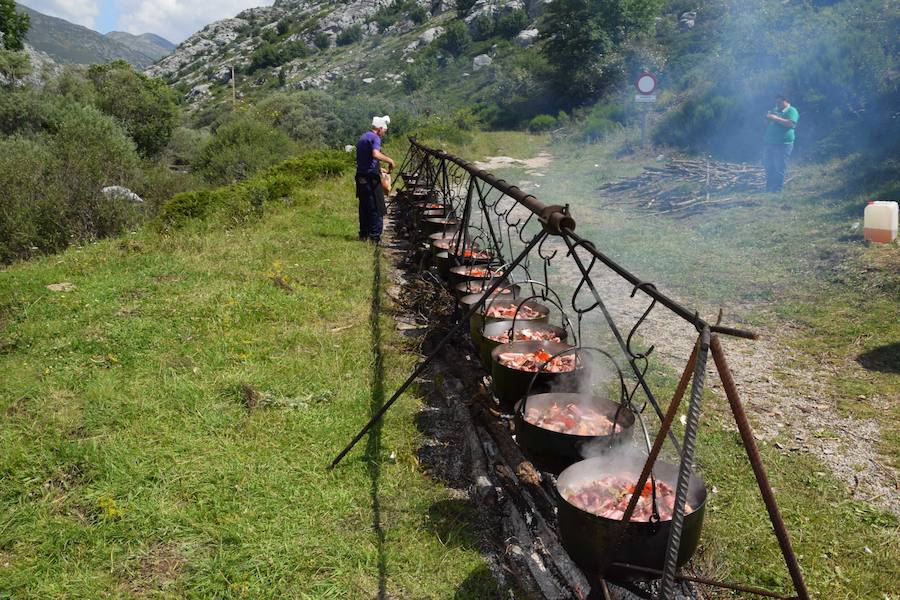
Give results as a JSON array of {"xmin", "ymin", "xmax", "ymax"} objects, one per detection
[
  {"xmin": 450, "ymin": 130, "xmax": 900, "ymax": 598},
  {"xmin": 0, "ymin": 169, "xmax": 496, "ymax": 597}
]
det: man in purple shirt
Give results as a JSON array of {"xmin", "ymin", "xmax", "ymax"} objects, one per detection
[{"xmin": 355, "ymin": 116, "xmax": 396, "ymax": 243}]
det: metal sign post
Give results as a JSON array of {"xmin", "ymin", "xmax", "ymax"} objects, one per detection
[{"xmin": 634, "ymin": 71, "xmax": 657, "ymax": 148}]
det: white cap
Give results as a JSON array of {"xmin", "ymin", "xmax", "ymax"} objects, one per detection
[{"xmin": 372, "ymin": 115, "xmax": 391, "ymax": 130}]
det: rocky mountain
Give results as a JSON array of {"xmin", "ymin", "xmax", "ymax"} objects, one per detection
[
  {"xmin": 105, "ymin": 31, "xmax": 176, "ymax": 62},
  {"xmin": 16, "ymin": 3, "xmax": 173, "ymax": 68},
  {"xmin": 145, "ymin": 0, "xmax": 542, "ymax": 107}
]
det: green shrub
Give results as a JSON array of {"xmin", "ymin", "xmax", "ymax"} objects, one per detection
[
  {"xmin": 157, "ymin": 189, "xmax": 218, "ymax": 228},
  {"xmin": 336, "ymin": 25, "xmax": 362, "ymax": 46},
  {"xmin": 314, "ymin": 31, "xmax": 331, "ymax": 50},
  {"xmin": 528, "ymin": 114, "xmax": 557, "ymax": 132},
  {"xmin": 496, "ymin": 9, "xmax": 528, "ymax": 39},
  {"xmin": 470, "ymin": 15, "xmax": 495, "ymax": 41},
  {"xmin": 438, "ymin": 21, "xmax": 470, "ymax": 56},
  {"xmin": 456, "ymin": 0, "xmax": 477, "ymax": 18},
  {"xmin": 195, "ymin": 114, "xmax": 297, "ymax": 185},
  {"xmin": 87, "ymin": 61, "xmax": 178, "ymax": 158},
  {"xmin": 409, "ymin": 5, "xmax": 428, "ymax": 24},
  {"xmin": 249, "ymin": 43, "xmax": 280, "ymax": 72},
  {"xmin": 581, "ymin": 102, "xmax": 627, "ymax": 142},
  {"xmin": 0, "ymin": 136, "xmax": 63, "ymax": 262}
]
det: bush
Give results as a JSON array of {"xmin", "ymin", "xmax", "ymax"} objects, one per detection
[
  {"xmin": 438, "ymin": 21, "xmax": 470, "ymax": 56},
  {"xmin": 470, "ymin": 15, "xmax": 495, "ymax": 41},
  {"xmin": 195, "ymin": 114, "xmax": 297, "ymax": 185},
  {"xmin": 581, "ymin": 102, "xmax": 627, "ymax": 142},
  {"xmin": 336, "ymin": 25, "xmax": 362, "ymax": 46},
  {"xmin": 0, "ymin": 136, "xmax": 63, "ymax": 261},
  {"xmin": 528, "ymin": 114, "xmax": 557, "ymax": 132},
  {"xmin": 456, "ymin": 0, "xmax": 477, "ymax": 18},
  {"xmin": 409, "ymin": 5, "xmax": 428, "ymax": 24},
  {"xmin": 86, "ymin": 61, "xmax": 178, "ymax": 158},
  {"xmin": 50, "ymin": 103, "xmax": 142, "ymax": 240},
  {"xmin": 496, "ymin": 9, "xmax": 528, "ymax": 39},
  {"xmin": 314, "ymin": 31, "xmax": 331, "ymax": 50}
]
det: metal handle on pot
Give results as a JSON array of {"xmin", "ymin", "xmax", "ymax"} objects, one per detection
[{"xmin": 635, "ymin": 411, "xmax": 662, "ymax": 532}]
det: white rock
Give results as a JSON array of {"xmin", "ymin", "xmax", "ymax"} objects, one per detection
[
  {"xmin": 362, "ymin": 77, "xmax": 375, "ymax": 83},
  {"xmin": 419, "ymin": 26, "xmax": 445, "ymax": 45},
  {"xmin": 102, "ymin": 186, "xmax": 144, "ymax": 203},
  {"xmin": 515, "ymin": 28, "xmax": 538, "ymax": 46},
  {"xmin": 472, "ymin": 54, "xmax": 493, "ymax": 70}
]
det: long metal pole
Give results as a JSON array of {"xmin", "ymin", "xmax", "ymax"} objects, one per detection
[
  {"xmin": 709, "ymin": 334, "xmax": 810, "ymax": 600},
  {"xmin": 329, "ymin": 229, "xmax": 548, "ymax": 469}
]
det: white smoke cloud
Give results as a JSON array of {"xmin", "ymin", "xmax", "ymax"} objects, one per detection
[
  {"xmin": 115, "ymin": 0, "xmax": 276, "ymax": 43},
  {"xmin": 18, "ymin": 0, "xmax": 101, "ymax": 29}
]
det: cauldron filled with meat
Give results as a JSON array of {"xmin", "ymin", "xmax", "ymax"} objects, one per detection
[
  {"xmin": 490, "ymin": 340, "xmax": 581, "ymax": 409},
  {"xmin": 457, "ymin": 286, "xmax": 520, "ymax": 315},
  {"xmin": 469, "ymin": 298, "xmax": 550, "ymax": 349},
  {"xmin": 422, "ymin": 216, "xmax": 459, "ymax": 236},
  {"xmin": 554, "ymin": 455, "xmax": 708, "ymax": 579},
  {"xmin": 513, "ymin": 392, "xmax": 634, "ymax": 472},
  {"xmin": 479, "ymin": 321, "xmax": 567, "ymax": 368},
  {"xmin": 453, "ymin": 279, "xmax": 520, "ymax": 300},
  {"xmin": 432, "ymin": 240, "xmax": 493, "ymax": 280},
  {"xmin": 449, "ymin": 264, "xmax": 505, "ymax": 289}
]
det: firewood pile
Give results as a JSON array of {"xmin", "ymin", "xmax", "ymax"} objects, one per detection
[{"xmin": 597, "ymin": 158, "xmax": 766, "ymax": 216}]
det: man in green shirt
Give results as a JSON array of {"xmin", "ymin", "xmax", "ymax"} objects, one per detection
[{"xmin": 763, "ymin": 94, "xmax": 799, "ymax": 193}]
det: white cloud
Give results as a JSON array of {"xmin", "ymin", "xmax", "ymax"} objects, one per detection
[
  {"xmin": 19, "ymin": 0, "xmax": 101, "ymax": 29},
  {"xmin": 115, "ymin": 0, "xmax": 275, "ymax": 43}
]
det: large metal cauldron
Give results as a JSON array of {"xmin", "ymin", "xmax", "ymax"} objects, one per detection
[
  {"xmin": 453, "ymin": 279, "xmax": 514, "ymax": 299},
  {"xmin": 554, "ymin": 456, "xmax": 708, "ymax": 580},
  {"xmin": 490, "ymin": 340, "xmax": 580, "ymax": 410},
  {"xmin": 449, "ymin": 264, "xmax": 504, "ymax": 288},
  {"xmin": 513, "ymin": 392, "xmax": 634, "ymax": 473},
  {"xmin": 469, "ymin": 299, "xmax": 550, "ymax": 350},
  {"xmin": 479, "ymin": 321, "xmax": 567, "ymax": 369},
  {"xmin": 422, "ymin": 217, "xmax": 459, "ymax": 236}
]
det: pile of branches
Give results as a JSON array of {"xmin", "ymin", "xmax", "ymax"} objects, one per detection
[{"xmin": 597, "ymin": 158, "xmax": 766, "ymax": 216}]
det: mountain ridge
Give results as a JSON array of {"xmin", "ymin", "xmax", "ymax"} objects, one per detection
[{"xmin": 16, "ymin": 3, "xmax": 174, "ymax": 68}]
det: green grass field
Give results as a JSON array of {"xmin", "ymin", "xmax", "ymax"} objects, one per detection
[{"xmin": 0, "ymin": 172, "xmax": 497, "ymax": 598}]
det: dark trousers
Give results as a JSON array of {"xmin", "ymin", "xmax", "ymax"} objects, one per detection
[
  {"xmin": 355, "ymin": 173, "xmax": 384, "ymax": 241},
  {"xmin": 763, "ymin": 143, "xmax": 793, "ymax": 192}
]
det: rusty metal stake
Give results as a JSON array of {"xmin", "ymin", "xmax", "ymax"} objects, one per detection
[
  {"xmin": 709, "ymin": 334, "xmax": 810, "ymax": 600},
  {"xmin": 612, "ymin": 562, "xmax": 798, "ymax": 600}
]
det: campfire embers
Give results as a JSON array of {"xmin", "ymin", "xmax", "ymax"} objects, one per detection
[{"xmin": 555, "ymin": 456, "xmax": 708, "ymax": 579}]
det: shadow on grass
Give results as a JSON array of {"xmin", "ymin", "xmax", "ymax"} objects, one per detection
[
  {"xmin": 365, "ymin": 243, "xmax": 388, "ymax": 599},
  {"xmin": 857, "ymin": 342, "xmax": 900, "ymax": 374}
]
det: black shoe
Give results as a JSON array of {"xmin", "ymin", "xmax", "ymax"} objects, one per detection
[{"xmin": 358, "ymin": 235, "xmax": 367, "ymax": 241}]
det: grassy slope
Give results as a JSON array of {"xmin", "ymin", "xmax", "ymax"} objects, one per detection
[
  {"xmin": 0, "ymin": 175, "xmax": 496, "ymax": 598},
  {"xmin": 448, "ymin": 131, "xmax": 899, "ymax": 598}
]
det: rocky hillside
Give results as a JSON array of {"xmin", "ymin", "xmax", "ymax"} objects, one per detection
[
  {"xmin": 17, "ymin": 3, "xmax": 173, "ymax": 68},
  {"xmin": 145, "ymin": 0, "xmax": 542, "ymax": 108}
]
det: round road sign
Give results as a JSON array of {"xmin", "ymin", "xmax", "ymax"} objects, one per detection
[{"xmin": 635, "ymin": 72, "xmax": 656, "ymax": 95}]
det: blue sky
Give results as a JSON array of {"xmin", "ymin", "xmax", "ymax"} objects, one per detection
[{"xmin": 19, "ymin": 0, "xmax": 275, "ymax": 43}]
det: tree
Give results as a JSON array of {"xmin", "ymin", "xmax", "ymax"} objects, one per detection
[
  {"xmin": 540, "ymin": 0, "xmax": 663, "ymax": 106},
  {"xmin": 87, "ymin": 60, "xmax": 178, "ymax": 158},
  {"xmin": 0, "ymin": 0, "xmax": 29, "ymax": 51},
  {"xmin": 0, "ymin": 47, "xmax": 30, "ymax": 87},
  {"xmin": 438, "ymin": 21, "xmax": 470, "ymax": 56}
]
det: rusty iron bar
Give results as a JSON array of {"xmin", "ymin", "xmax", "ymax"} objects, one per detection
[
  {"xmin": 611, "ymin": 563, "xmax": 798, "ymax": 600},
  {"xmin": 660, "ymin": 326, "xmax": 710, "ymax": 598},
  {"xmin": 617, "ymin": 340, "xmax": 699, "ymax": 528},
  {"xmin": 408, "ymin": 137, "xmax": 576, "ymax": 235},
  {"xmin": 709, "ymin": 334, "xmax": 811, "ymax": 600},
  {"xmin": 328, "ymin": 228, "xmax": 548, "ymax": 469}
]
